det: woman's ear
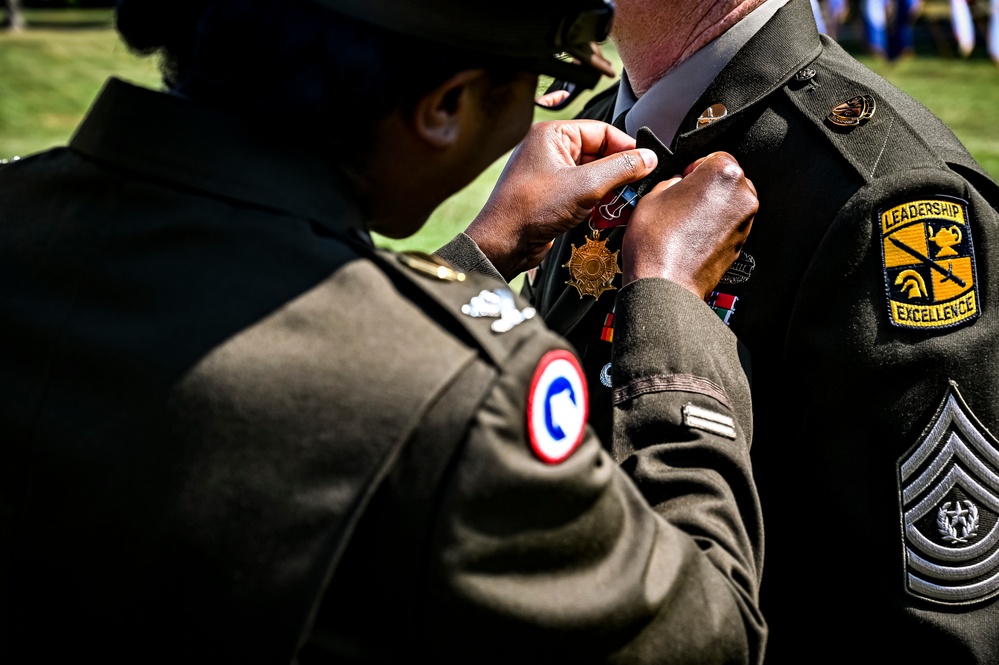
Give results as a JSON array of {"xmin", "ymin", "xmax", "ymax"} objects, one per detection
[{"xmin": 411, "ymin": 69, "xmax": 489, "ymax": 149}]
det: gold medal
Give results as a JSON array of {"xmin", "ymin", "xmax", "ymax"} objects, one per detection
[{"xmin": 563, "ymin": 229, "xmax": 622, "ymax": 299}]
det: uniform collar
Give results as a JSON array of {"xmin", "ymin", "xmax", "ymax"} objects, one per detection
[
  {"xmin": 543, "ymin": 0, "xmax": 822, "ymax": 337},
  {"xmin": 69, "ymin": 78, "xmax": 369, "ymax": 241},
  {"xmin": 614, "ymin": 0, "xmax": 792, "ymax": 144},
  {"xmin": 670, "ymin": 0, "xmax": 822, "ymax": 156}
]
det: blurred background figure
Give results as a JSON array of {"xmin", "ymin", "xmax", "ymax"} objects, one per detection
[
  {"xmin": 859, "ymin": 0, "xmax": 924, "ymax": 60},
  {"xmin": 951, "ymin": 0, "xmax": 976, "ymax": 55},
  {"xmin": 830, "ymin": 0, "xmax": 850, "ymax": 23},
  {"xmin": 2, "ymin": 0, "xmax": 24, "ymax": 31},
  {"xmin": 888, "ymin": 0, "xmax": 922, "ymax": 59},
  {"xmin": 862, "ymin": 0, "xmax": 890, "ymax": 55},
  {"xmin": 991, "ymin": 0, "xmax": 999, "ymax": 62},
  {"xmin": 813, "ymin": 0, "xmax": 852, "ymax": 37},
  {"xmin": 811, "ymin": 0, "xmax": 828, "ymax": 31}
]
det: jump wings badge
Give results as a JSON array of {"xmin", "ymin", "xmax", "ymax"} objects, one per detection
[
  {"xmin": 898, "ymin": 382, "xmax": 999, "ymax": 605},
  {"xmin": 879, "ymin": 196, "xmax": 979, "ymax": 330}
]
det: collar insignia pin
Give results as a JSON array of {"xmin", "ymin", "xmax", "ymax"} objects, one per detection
[
  {"xmin": 697, "ymin": 103, "xmax": 728, "ymax": 129},
  {"xmin": 828, "ymin": 95, "xmax": 876, "ymax": 127}
]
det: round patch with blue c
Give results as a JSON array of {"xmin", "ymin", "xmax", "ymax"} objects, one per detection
[{"xmin": 527, "ymin": 349, "xmax": 589, "ymax": 464}]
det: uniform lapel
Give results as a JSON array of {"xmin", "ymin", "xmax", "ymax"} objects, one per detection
[
  {"xmin": 543, "ymin": 2, "xmax": 823, "ymax": 337},
  {"xmin": 540, "ymin": 87, "xmax": 622, "ymax": 336}
]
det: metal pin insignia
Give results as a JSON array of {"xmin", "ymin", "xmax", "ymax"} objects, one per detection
[
  {"xmin": 828, "ymin": 95, "xmax": 876, "ymax": 127},
  {"xmin": 697, "ymin": 103, "xmax": 728, "ymax": 129},
  {"xmin": 462, "ymin": 288, "xmax": 537, "ymax": 333},
  {"xmin": 398, "ymin": 251, "xmax": 465, "ymax": 282}
]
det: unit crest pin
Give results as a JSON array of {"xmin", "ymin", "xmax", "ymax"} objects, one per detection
[{"xmin": 827, "ymin": 95, "xmax": 876, "ymax": 127}]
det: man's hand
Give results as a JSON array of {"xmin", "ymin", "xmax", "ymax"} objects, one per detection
[
  {"xmin": 466, "ymin": 120, "xmax": 657, "ymax": 282},
  {"xmin": 623, "ymin": 152, "xmax": 757, "ymax": 299}
]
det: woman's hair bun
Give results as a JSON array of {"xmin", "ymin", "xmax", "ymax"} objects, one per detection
[{"xmin": 115, "ymin": 0, "xmax": 211, "ymax": 54}]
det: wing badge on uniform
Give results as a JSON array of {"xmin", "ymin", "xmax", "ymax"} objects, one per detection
[
  {"xmin": 879, "ymin": 196, "xmax": 979, "ymax": 330},
  {"xmin": 898, "ymin": 381, "xmax": 999, "ymax": 605},
  {"xmin": 462, "ymin": 288, "xmax": 537, "ymax": 333},
  {"xmin": 526, "ymin": 350, "xmax": 588, "ymax": 464}
]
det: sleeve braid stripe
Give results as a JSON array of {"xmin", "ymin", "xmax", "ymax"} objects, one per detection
[{"xmin": 613, "ymin": 374, "xmax": 732, "ymax": 410}]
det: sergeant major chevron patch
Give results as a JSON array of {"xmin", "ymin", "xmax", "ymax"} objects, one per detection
[{"xmin": 898, "ymin": 382, "xmax": 999, "ymax": 605}]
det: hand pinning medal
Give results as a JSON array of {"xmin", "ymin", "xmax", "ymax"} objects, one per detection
[
  {"xmin": 563, "ymin": 186, "xmax": 637, "ymax": 298},
  {"xmin": 564, "ymin": 126, "xmax": 678, "ymax": 300}
]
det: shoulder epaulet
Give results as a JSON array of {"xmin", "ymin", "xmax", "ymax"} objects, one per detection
[
  {"xmin": 373, "ymin": 249, "xmax": 544, "ymax": 369},
  {"xmin": 781, "ymin": 56, "xmax": 943, "ymax": 184}
]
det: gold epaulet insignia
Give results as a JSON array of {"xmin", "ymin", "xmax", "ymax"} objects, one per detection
[{"xmin": 397, "ymin": 251, "xmax": 465, "ymax": 282}]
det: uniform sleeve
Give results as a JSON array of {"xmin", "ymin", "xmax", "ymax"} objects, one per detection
[
  {"xmin": 434, "ymin": 233, "xmax": 507, "ymax": 283},
  {"xmin": 421, "ymin": 278, "xmax": 766, "ymax": 665},
  {"xmin": 775, "ymin": 166, "xmax": 999, "ymax": 658}
]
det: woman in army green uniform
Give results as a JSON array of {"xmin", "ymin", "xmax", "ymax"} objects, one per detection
[{"xmin": 0, "ymin": 0, "xmax": 765, "ymax": 662}]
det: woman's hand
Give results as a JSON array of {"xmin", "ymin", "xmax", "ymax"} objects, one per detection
[
  {"xmin": 466, "ymin": 119, "xmax": 657, "ymax": 282},
  {"xmin": 623, "ymin": 152, "xmax": 758, "ymax": 299}
]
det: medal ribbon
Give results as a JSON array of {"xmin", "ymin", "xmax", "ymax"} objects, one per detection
[{"xmin": 590, "ymin": 185, "xmax": 641, "ymax": 230}]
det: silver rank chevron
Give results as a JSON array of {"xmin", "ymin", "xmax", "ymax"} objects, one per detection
[{"xmin": 898, "ymin": 382, "xmax": 999, "ymax": 605}]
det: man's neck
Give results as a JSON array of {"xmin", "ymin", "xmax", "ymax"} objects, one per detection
[{"xmin": 613, "ymin": 0, "xmax": 768, "ymax": 96}]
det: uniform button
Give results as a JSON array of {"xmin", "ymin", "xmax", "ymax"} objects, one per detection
[{"xmin": 795, "ymin": 67, "xmax": 817, "ymax": 82}]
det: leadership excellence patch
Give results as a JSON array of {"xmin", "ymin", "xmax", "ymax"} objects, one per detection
[{"xmin": 879, "ymin": 196, "xmax": 979, "ymax": 330}]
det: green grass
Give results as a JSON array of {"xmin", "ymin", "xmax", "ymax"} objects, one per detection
[
  {"xmin": 857, "ymin": 55, "xmax": 999, "ymax": 178},
  {"xmin": 0, "ymin": 17, "xmax": 159, "ymax": 158},
  {"xmin": 2, "ymin": 15, "xmax": 997, "ymax": 261}
]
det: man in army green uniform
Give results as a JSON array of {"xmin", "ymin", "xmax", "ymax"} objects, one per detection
[
  {"xmin": 526, "ymin": 0, "xmax": 999, "ymax": 661},
  {"xmin": 0, "ymin": 0, "xmax": 767, "ymax": 662}
]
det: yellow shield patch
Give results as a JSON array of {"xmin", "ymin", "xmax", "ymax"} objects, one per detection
[{"xmin": 880, "ymin": 196, "xmax": 979, "ymax": 330}]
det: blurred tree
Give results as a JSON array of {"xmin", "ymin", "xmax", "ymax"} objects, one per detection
[{"xmin": 3, "ymin": 0, "xmax": 26, "ymax": 31}]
